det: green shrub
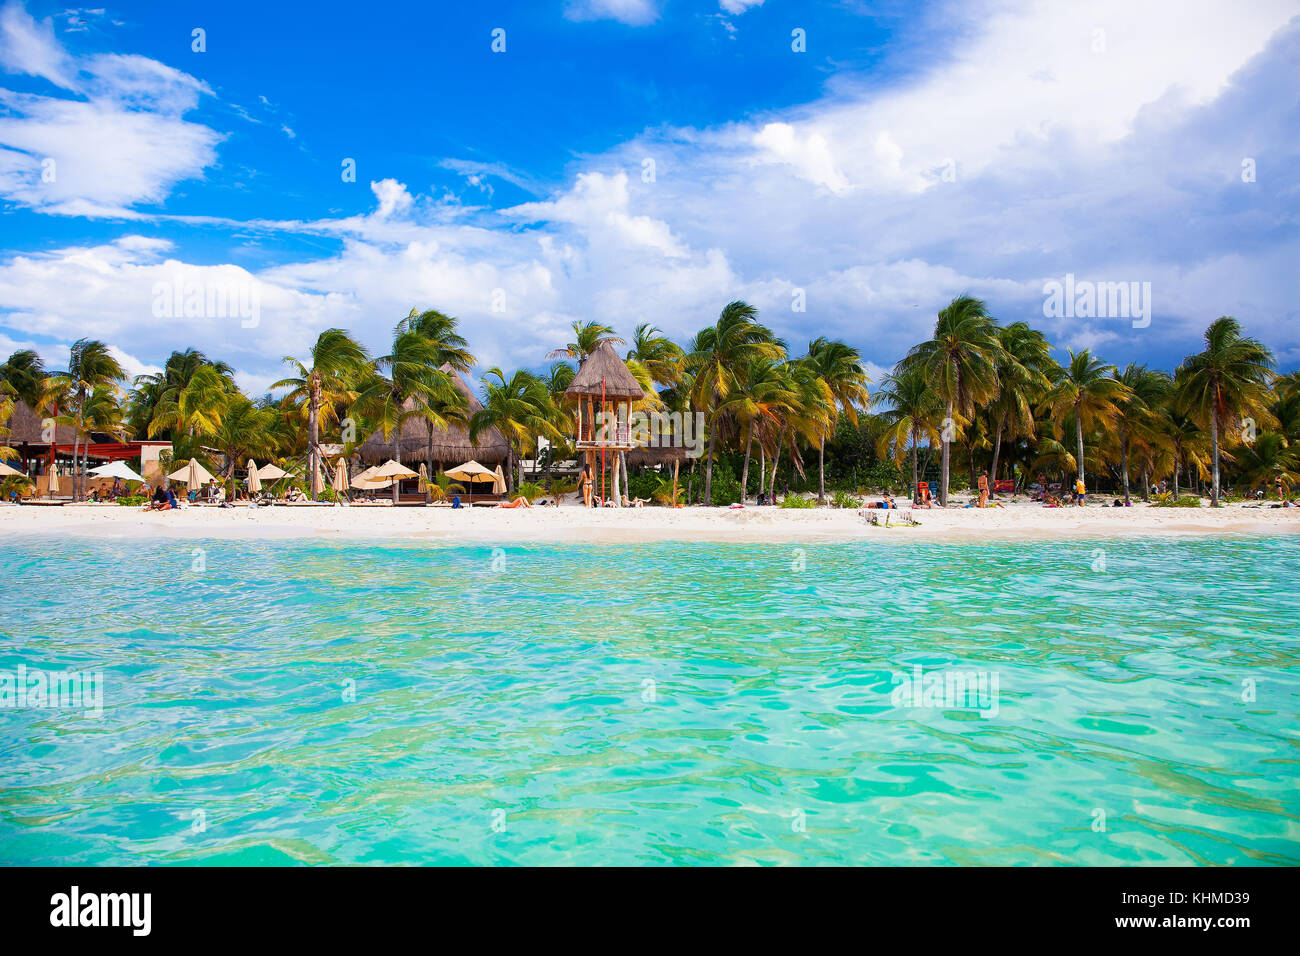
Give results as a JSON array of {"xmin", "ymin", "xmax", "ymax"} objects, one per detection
[
  {"xmin": 831, "ymin": 489, "xmax": 861, "ymax": 509},
  {"xmin": 1153, "ymin": 494, "xmax": 1202, "ymax": 507},
  {"xmin": 780, "ymin": 494, "xmax": 817, "ymax": 509},
  {"xmin": 626, "ymin": 473, "xmax": 660, "ymax": 501},
  {"xmin": 117, "ymin": 495, "xmax": 147, "ymax": 507},
  {"xmin": 517, "ymin": 481, "xmax": 546, "ymax": 502}
]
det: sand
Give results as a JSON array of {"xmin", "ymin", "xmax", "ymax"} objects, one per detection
[{"xmin": 3, "ymin": 498, "xmax": 1298, "ymax": 545}]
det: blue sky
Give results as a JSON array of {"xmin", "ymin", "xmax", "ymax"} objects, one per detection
[{"xmin": 0, "ymin": 0, "xmax": 1297, "ymax": 395}]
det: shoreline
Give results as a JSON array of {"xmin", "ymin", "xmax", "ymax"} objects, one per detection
[{"xmin": 3, "ymin": 501, "xmax": 1298, "ymax": 545}]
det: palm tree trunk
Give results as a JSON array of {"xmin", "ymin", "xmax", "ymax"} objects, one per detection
[
  {"xmin": 307, "ymin": 377, "xmax": 320, "ymax": 501},
  {"xmin": 1172, "ymin": 459, "xmax": 1179, "ymax": 499},
  {"xmin": 769, "ymin": 432, "xmax": 783, "ymax": 499},
  {"xmin": 817, "ymin": 438, "xmax": 826, "ymax": 505},
  {"xmin": 703, "ymin": 424, "xmax": 716, "ymax": 506},
  {"xmin": 740, "ymin": 426, "xmax": 753, "ymax": 504},
  {"xmin": 1210, "ymin": 407, "xmax": 1221, "ymax": 506},
  {"xmin": 391, "ymin": 429, "xmax": 401, "ymax": 505},
  {"xmin": 1075, "ymin": 405, "xmax": 1086, "ymax": 484},
  {"xmin": 910, "ymin": 428, "xmax": 919, "ymax": 501},
  {"xmin": 425, "ymin": 424, "xmax": 434, "ymax": 504},
  {"xmin": 940, "ymin": 399, "xmax": 953, "ymax": 506},
  {"xmin": 758, "ymin": 444, "xmax": 766, "ymax": 498},
  {"xmin": 1120, "ymin": 433, "xmax": 1131, "ymax": 505},
  {"xmin": 71, "ymin": 419, "xmax": 81, "ymax": 502},
  {"xmin": 990, "ymin": 418, "xmax": 1004, "ymax": 494},
  {"xmin": 1141, "ymin": 464, "xmax": 1150, "ymax": 502}
]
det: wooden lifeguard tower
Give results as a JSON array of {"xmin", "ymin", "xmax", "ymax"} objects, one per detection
[{"xmin": 564, "ymin": 340, "xmax": 646, "ymax": 506}]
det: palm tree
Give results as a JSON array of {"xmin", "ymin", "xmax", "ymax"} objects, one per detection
[
  {"xmin": 145, "ymin": 363, "xmax": 230, "ymax": 442},
  {"xmin": 1233, "ymin": 432, "xmax": 1298, "ymax": 499},
  {"xmin": 900, "ymin": 295, "xmax": 1001, "ymax": 506},
  {"xmin": 210, "ymin": 395, "xmax": 278, "ymax": 495},
  {"xmin": 874, "ymin": 365, "xmax": 942, "ymax": 500},
  {"xmin": 1157, "ymin": 408, "xmax": 1208, "ymax": 499},
  {"xmin": 1045, "ymin": 349, "xmax": 1129, "ymax": 489},
  {"xmin": 470, "ymin": 369, "xmax": 562, "ymax": 494},
  {"xmin": 130, "ymin": 349, "xmax": 235, "ymax": 439},
  {"xmin": 1, "ymin": 349, "xmax": 46, "ymax": 408},
  {"xmin": 805, "ymin": 337, "xmax": 871, "ymax": 504},
  {"xmin": 686, "ymin": 301, "xmax": 785, "ymax": 505},
  {"xmin": 355, "ymin": 331, "xmax": 459, "ymax": 503},
  {"xmin": 1175, "ymin": 317, "xmax": 1275, "ymax": 505},
  {"xmin": 547, "ymin": 321, "xmax": 623, "ymax": 365},
  {"xmin": 767, "ymin": 358, "xmax": 833, "ymax": 501},
  {"xmin": 987, "ymin": 322, "xmax": 1054, "ymax": 492},
  {"xmin": 45, "ymin": 339, "xmax": 125, "ymax": 501},
  {"xmin": 394, "ymin": 308, "xmax": 475, "ymax": 372},
  {"xmin": 626, "ymin": 324, "xmax": 685, "ymax": 388},
  {"xmin": 274, "ymin": 329, "xmax": 370, "ymax": 500},
  {"xmin": 717, "ymin": 357, "xmax": 794, "ymax": 503},
  {"xmin": 1112, "ymin": 365, "xmax": 1172, "ymax": 504}
]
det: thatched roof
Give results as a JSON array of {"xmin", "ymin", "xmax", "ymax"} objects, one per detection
[
  {"xmin": 1, "ymin": 399, "xmax": 116, "ymax": 445},
  {"xmin": 357, "ymin": 365, "xmax": 510, "ymax": 465},
  {"xmin": 564, "ymin": 341, "xmax": 645, "ymax": 402},
  {"xmin": 626, "ymin": 444, "xmax": 691, "ymax": 468}
]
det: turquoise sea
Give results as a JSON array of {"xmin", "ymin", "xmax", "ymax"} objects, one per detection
[{"xmin": 1, "ymin": 533, "xmax": 1297, "ymax": 866}]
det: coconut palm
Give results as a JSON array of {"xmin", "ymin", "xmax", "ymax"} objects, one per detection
[
  {"xmin": 626, "ymin": 324, "xmax": 685, "ymax": 388},
  {"xmin": 394, "ymin": 308, "xmax": 475, "ymax": 372},
  {"xmin": 717, "ymin": 357, "xmax": 794, "ymax": 503},
  {"xmin": 874, "ymin": 365, "xmax": 942, "ymax": 499},
  {"xmin": 274, "ymin": 329, "xmax": 370, "ymax": 500},
  {"xmin": 470, "ymin": 368, "xmax": 563, "ymax": 494},
  {"xmin": 1111, "ymin": 365, "xmax": 1173, "ymax": 504},
  {"xmin": 146, "ymin": 363, "xmax": 231, "ymax": 442},
  {"xmin": 1044, "ymin": 349, "xmax": 1129, "ymax": 489},
  {"xmin": 355, "ymin": 331, "xmax": 460, "ymax": 503},
  {"xmin": 686, "ymin": 301, "xmax": 786, "ymax": 505},
  {"xmin": 1174, "ymin": 317, "xmax": 1275, "ymax": 505},
  {"xmin": 766, "ymin": 357, "xmax": 833, "ymax": 501},
  {"xmin": 45, "ymin": 339, "xmax": 125, "ymax": 501},
  {"xmin": 805, "ymin": 337, "xmax": 871, "ymax": 503},
  {"xmin": 130, "ymin": 349, "xmax": 235, "ymax": 439},
  {"xmin": 1233, "ymin": 432, "xmax": 1298, "ymax": 499},
  {"xmin": 547, "ymin": 321, "xmax": 623, "ymax": 365},
  {"xmin": 1, "ymin": 349, "xmax": 46, "ymax": 408},
  {"xmin": 987, "ymin": 322, "xmax": 1055, "ymax": 492},
  {"xmin": 900, "ymin": 295, "xmax": 1002, "ymax": 505}
]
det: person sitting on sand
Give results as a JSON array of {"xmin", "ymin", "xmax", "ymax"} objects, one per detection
[
  {"xmin": 915, "ymin": 483, "xmax": 934, "ymax": 508},
  {"xmin": 496, "ymin": 496, "xmax": 531, "ymax": 509},
  {"xmin": 147, "ymin": 486, "xmax": 170, "ymax": 511},
  {"xmin": 621, "ymin": 495, "xmax": 649, "ymax": 508}
]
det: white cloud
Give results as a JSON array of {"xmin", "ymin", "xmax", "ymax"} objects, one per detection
[
  {"xmin": 0, "ymin": 0, "xmax": 219, "ymax": 216},
  {"xmin": 719, "ymin": 0, "xmax": 764, "ymax": 14},
  {"xmin": 564, "ymin": 0, "xmax": 659, "ymax": 26}
]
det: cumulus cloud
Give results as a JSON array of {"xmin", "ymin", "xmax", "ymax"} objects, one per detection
[
  {"xmin": 0, "ymin": 0, "xmax": 219, "ymax": 216},
  {"xmin": 564, "ymin": 0, "xmax": 659, "ymax": 26}
]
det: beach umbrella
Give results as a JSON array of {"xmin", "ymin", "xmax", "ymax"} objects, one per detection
[
  {"xmin": 333, "ymin": 457, "xmax": 349, "ymax": 493},
  {"xmin": 0, "ymin": 460, "xmax": 26, "ymax": 478},
  {"xmin": 370, "ymin": 459, "xmax": 418, "ymax": 481},
  {"xmin": 255, "ymin": 463, "xmax": 290, "ymax": 481},
  {"xmin": 88, "ymin": 460, "xmax": 145, "ymax": 483},
  {"xmin": 311, "ymin": 457, "xmax": 325, "ymax": 497},
  {"xmin": 48, "ymin": 461, "xmax": 60, "ymax": 495},
  {"xmin": 493, "ymin": 464, "xmax": 506, "ymax": 494},
  {"xmin": 246, "ymin": 459, "xmax": 261, "ymax": 494},
  {"xmin": 446, "ymin": 460, "xmax": 497, "ymax": 485},
  {"xmin": 168, "ymin": 459, "xmax": 216, "ymax": 488},
  {"xmin": 417, "ymin": 462, "xmax": 429, "ymax": 491}
]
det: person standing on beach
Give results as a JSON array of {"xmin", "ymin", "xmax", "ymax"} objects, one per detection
[
  {"xmin": 580, "ymin": 465, "xmax": 594, "ymax": 508},
  {"xmin": 1074, "ymin": 476, "xmax": 1086, "ymax": 506},
  {"xmin": 978, "ymin": 473, "xmax": 989, "ymax": 508}
]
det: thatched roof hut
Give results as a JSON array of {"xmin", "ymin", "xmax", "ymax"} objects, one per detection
[
  {"xmin": 563, "ymin": 341, "xmax": 645, "ymax": 402},
  {"xmin": 626, "ymin": 445, "xmax": 688, "ymax": 467},
  {"xmin": 357, "ymin": 364, "xmax": 510, "ymax": 466}
]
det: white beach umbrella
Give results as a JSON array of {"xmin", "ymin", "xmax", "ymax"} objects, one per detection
[
  {"xmin": 0, "ymin": 460, "xmax": 26, "ymax": 478},
  {"xmin": 246, "ymin": 459, "xmax": 262, "ymax": 494},
  {"xmin": 493, "ymin": 465, "xmax": 506, "ymax": 494},
  {"xmin": 88, "ymin": 460, "xmax": 145, "ymax": 483},
  {"xmin": 47, "ymin": 461, "xmax": 60, "ymax": 495},
  {"xmin": 311, "ymin": 457, "xmax": 325, "ymax": 497},
  {"xmin": 333, "ymin": 457, "xmax": 349, "ymax": 492},
  {"xmin": 255, "ymin": 463, "xmax": 290, "ymax": 481},
  {"xmin": 446, "ymin": 460, "xmax": 497, "ymax": 485},
  {"xmin": 168, "ymin": 459, "xmax": 216, "ymax": 488}
]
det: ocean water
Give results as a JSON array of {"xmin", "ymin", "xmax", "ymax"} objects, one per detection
[{"xmin": 0, "ymin": 533, "xmax": 1296, "ymax": 866}]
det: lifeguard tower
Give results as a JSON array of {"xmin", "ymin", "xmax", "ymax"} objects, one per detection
[{"xmin": 564, "ymin": 340, "xmax": 646, "ymax": 506}]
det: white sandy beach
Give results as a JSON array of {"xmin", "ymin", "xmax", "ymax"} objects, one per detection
[{"xmin": 3, "ymin": 499, "xmax": 1298, "ymax": 544}]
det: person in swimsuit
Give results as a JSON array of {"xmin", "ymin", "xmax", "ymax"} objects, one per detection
[
  {"xmin": 978, "ymin": 473, "xmax": 989, "ymax": 508},
  {"xmin": 580, "ymin": 465, "xmax": 594, "ymax": 508}
]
